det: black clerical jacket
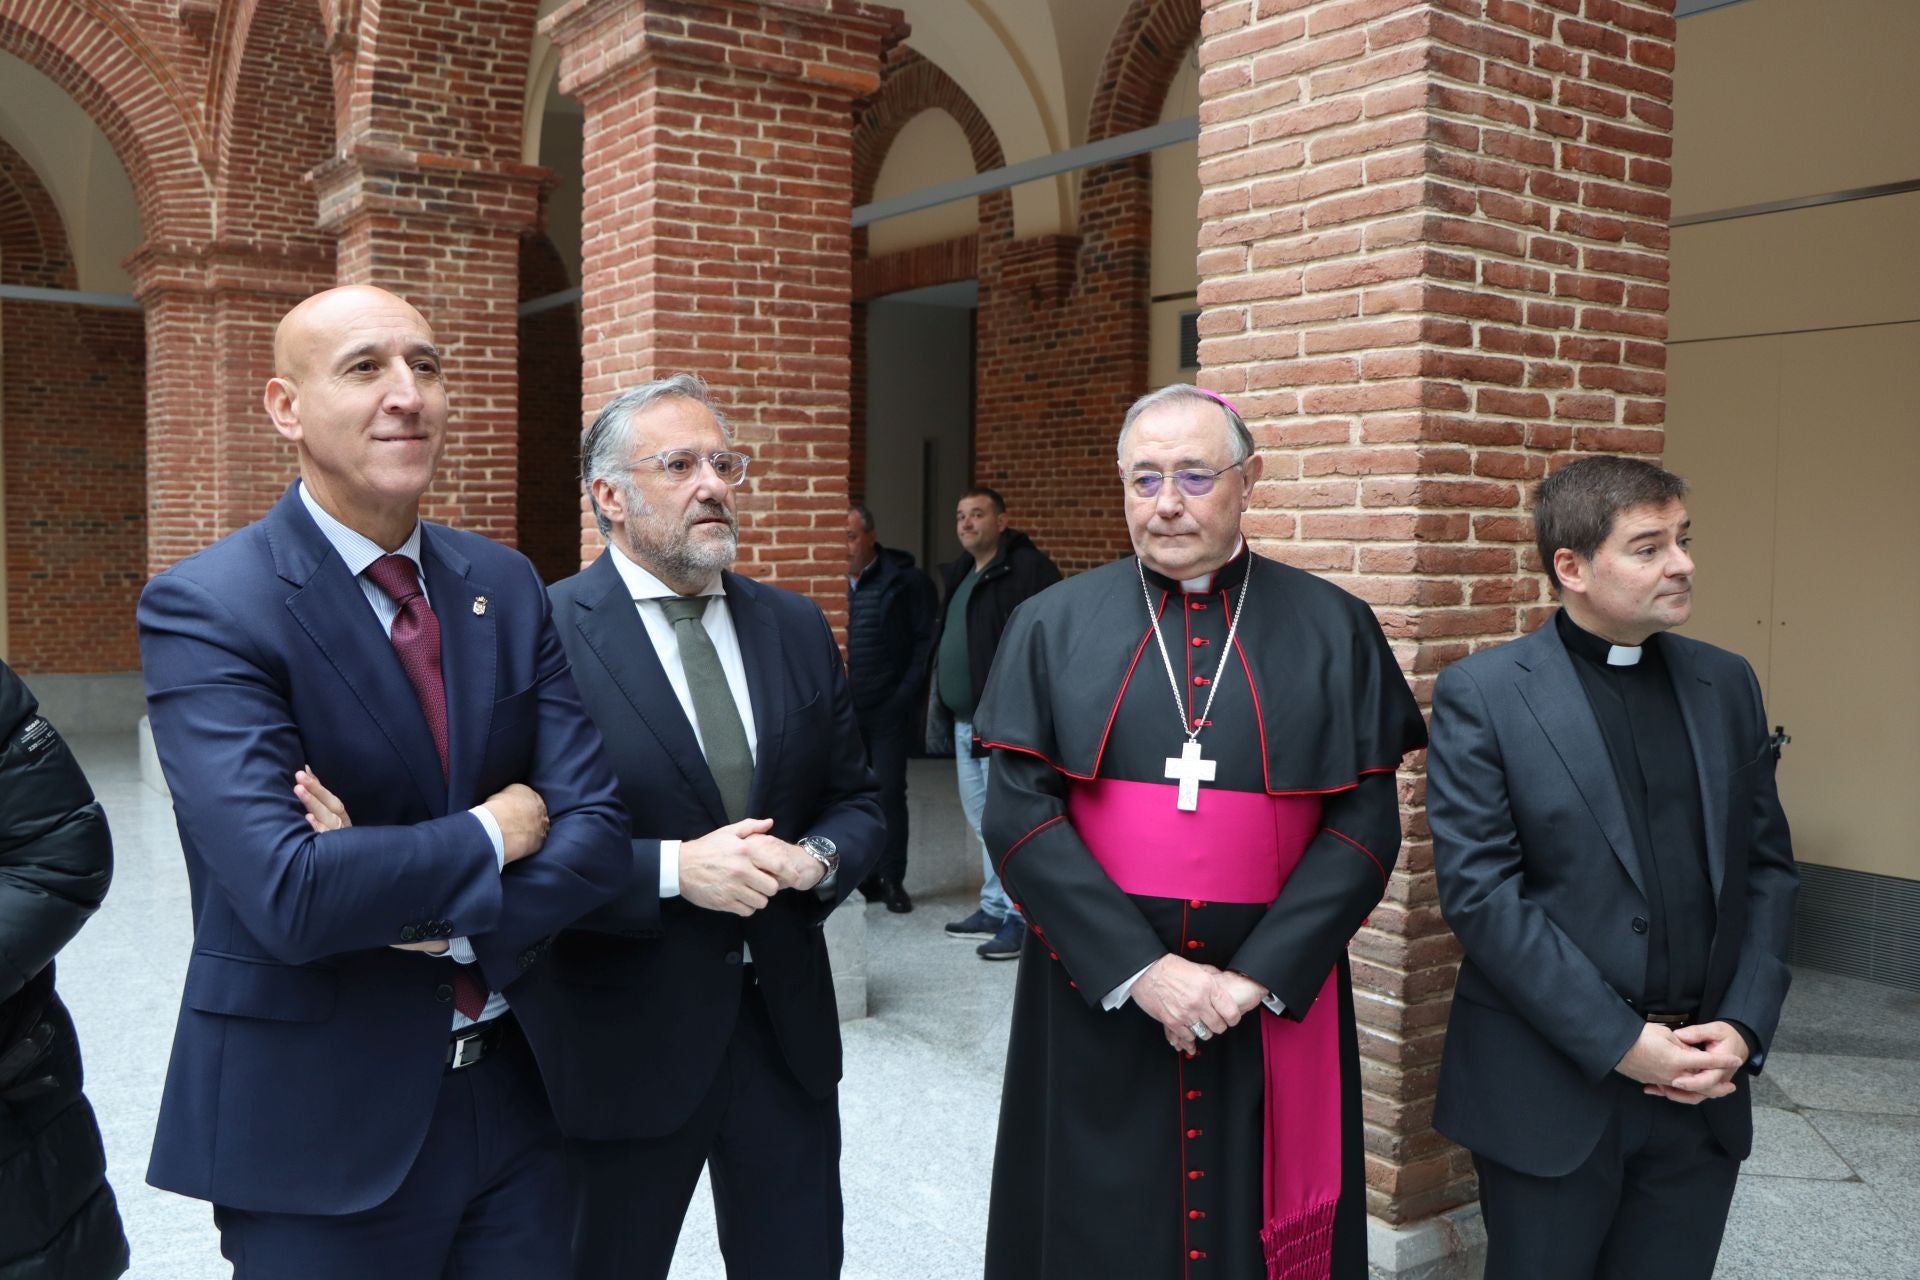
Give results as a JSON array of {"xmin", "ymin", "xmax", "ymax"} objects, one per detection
[{"xmin": 1427, "ymin": 614, "xmax": 1798, "ymax": 1177}]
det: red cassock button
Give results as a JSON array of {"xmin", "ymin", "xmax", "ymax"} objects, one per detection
[
  {"xmin": 1187, "ymin": 1128, "xmax": 1202, "ymax": 1139},
  {"xmin": 1186, "ymin": 1089, "xmax": 1203, "ymax": 1100},
  {"xmin": 1192, "ymin": 675, "xmax": 1208, "ymax": 686},
  {"xmin": 1048, "ymin": 951, "xmax": 1060, "ymax": 961},
  {"xmin": 1188, "ymin": 1169, "xmax": 1206, "ymax": 1180},
  {"xmin": 1186, "ymin": 939, "xmax": 1204, "ymax": 951},
  {"xmin": 1191, "ymin": 637, "xmax": 1207, "ymax": 647},
  {"xmin": 1190, "ymin": 899, "xmax": 1205, "ymax": 909},
  {"xmin": 1190, "ymin": 1250, "xmax": 1206, "ymax": 1260},
  {"xmin": 1188, "ymin": 1210, "xmax": 1206, "ymax": 1220},
  {"xmin": 1190, "ymin": 600, "xmax": 1207, "ymax": 610},
  {"xmin": 1068, "ymin": 981, "xmax": 1079, "ymax": 990}
]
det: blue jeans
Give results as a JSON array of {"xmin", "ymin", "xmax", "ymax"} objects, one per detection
[{"xmin": 955, "ymin": 718, "xmax": 1018, "ymax": 922}]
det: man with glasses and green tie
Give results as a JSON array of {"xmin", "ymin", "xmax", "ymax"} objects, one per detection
[
  {"xmin": 971, "ymin": 383, "xmax": 1425, "ymax": 1279},
  {"xmin": 538, "ymin": 374, "xmax": 883, "ymax": 1280}
]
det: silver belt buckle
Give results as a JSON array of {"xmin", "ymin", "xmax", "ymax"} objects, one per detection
[{"xmin": 449, "ymin": 1029, "xmax": 488, "ymax": 1070}]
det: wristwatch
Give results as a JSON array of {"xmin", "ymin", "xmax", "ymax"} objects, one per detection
[{"xmin": 797, "ymin": 835, "xmax": 840, "ymax": 884}]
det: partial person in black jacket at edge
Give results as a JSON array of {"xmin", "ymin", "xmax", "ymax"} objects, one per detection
[
  {"xmin": 0, "ymin": 662, "xmax": 129, "ymax": 1279},
  {"xmin": 925, "ymin": 488, "xmax": 1061, "ymax": 960},
  {"xmin": 845, "ymin": 504, "xmax": 937, "ymax": 914}
]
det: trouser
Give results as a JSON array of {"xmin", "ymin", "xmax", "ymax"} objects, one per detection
[
  {"xmin": 856, "ymin": 708, "xmax": 911, "ymax": 884},
  {"xmin": 1474, "ymin": 1087, "xmax": 1741, "ymax": 1280},
  {"xmin": 215, "ymin": 1017, "xmax": 567, "ymax": 1280},
  {"xmin": 568, "ymin": 980, "xmax": 843, "ymax": 1280},
  {"xmin": 954, "ymin": 717, "xmax": 1016, "ymax": 921}
]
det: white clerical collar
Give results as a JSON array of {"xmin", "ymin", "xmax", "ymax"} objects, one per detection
[
  {"xmin": 1179, "ymin": 537, "xmax": 1247, "ymax": 593},
  {"xmin": 607, "ymin": 542, "xmax": 725, "ymax": 603},
  {"xmin": 1606, "ymin": 644, "xmax": 1643, "ymax": 667}
]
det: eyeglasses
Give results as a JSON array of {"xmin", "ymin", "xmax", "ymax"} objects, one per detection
[
  {"xmin": 1125, "ymin": 461, "xmax": 1245, "ymax": 499},
  {"xmin": 632, "ymin": 449, "xmax": 751, "ymax": 486}
]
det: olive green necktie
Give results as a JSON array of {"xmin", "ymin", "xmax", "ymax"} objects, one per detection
[{"xmin": 659, "ymin": 596, "xmax": 752, "ymax": 822}]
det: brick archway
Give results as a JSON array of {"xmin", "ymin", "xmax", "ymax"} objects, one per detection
[
  {"xmin": 850, "ymin": 49, "xmax": 1011, "ymax": 501},
  {"xmin": 970, "ymin": 0, "xmax": 1201, "ymax": 574},
  {"xmin": 0, "ymin": 137, "xmax": 146, "ymax": 674},
  {"xmin": 0, "ymin": 2, "xmax": 212, "ymax": 250}
]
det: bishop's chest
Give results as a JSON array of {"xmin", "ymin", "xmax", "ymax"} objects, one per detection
[{"xmin": 1100, "ymin": 588, "xmax": 1268, "ymax": 793}]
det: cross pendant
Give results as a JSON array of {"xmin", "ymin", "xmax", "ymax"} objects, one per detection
[{"xmin": 1164, "ymin": 740, "xmax": 1217, "ymax": 812}]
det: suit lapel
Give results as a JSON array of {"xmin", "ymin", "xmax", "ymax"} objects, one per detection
[
  {"xmin": 1662, "ymin": 639, "xmax": 1729, "ymax": 900},
  {"xmin": 1513, "ymin": 622, "xmax": 1648, "ymax": 899},
  {"xmin": 422, "ymin": 529, "xmax": 495, "ymax": 810},
  {"xmin": 270, "ymin": 490, "xmax": 447, "ymax": 814},
  {"xmin": 570, "ymin": 552, "xmax": 729, "ymax": 828},
  {"xmin": 725, "ymin": 572, "xmax": 786, "ymax": 819}
]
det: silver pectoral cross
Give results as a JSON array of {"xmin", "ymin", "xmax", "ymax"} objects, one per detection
[{"xmin": 1164, "ymin": 740, "xmax": 1217, "ymax": 812}]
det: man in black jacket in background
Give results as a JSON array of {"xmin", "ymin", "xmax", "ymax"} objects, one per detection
[
  {"xmin": 0, "ymin": 661, "xmax": 128, "ymax": 1279},
  {"xmin": 927, "ymin": 487, "xmax": 1061, "ymax": 959},
  {"xmin": 846, "ymin": 505, "xmax": 937, "ymax": 913}
]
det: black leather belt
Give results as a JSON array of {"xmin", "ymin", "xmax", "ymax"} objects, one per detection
[
  {"xmin": 1639, "ymin": 1008, "xmax": 1697, "ymax": 1028},
  {"xmin": 447, "ymin": 1014, "xmax": 512, "ymax": 1072}
]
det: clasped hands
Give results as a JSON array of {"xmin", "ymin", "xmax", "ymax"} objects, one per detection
[
  {"xmin": 677, "ymin": 817, "xmax": 825, "ymax": 917},
  {"xmin": 1130, "ymin": 953, "xmax": 1270, "ymax": 1056},
  {"xmin": 1614, "ymin": 1020, "xmax": 1750, "ymax": 1105},
  {"xmin": 293, "ymin": 765, "xmax": 550, "ymax": 954}
]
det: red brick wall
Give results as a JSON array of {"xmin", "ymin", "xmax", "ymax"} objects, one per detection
[
  {"xmin": 548, "ymin": 0, "xmax": 902, "ymax": 634},
  {"xmin": 518, "ymin": 229, "xmax": 585, "ymax": 584},
  {"xmin": 973, "ymin": 0, "xmax": 1202, "ymax": 574},
  {"xmin": 0, "ymin": 138, "xmax": 145, "ymax": 674},
  {"xmin": 1196, "ymin": 0, "xmax": 1674, "ymax": 1226}
]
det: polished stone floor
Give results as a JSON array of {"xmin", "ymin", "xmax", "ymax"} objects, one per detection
[{"xmin": 55, "ymin": 733, "xmax": 1920, "ymax": 1278}]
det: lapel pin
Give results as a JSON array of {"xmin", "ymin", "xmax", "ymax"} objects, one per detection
[{"xmin": 472, "ymin": 596, "xmax": 488, "ymax": 616}]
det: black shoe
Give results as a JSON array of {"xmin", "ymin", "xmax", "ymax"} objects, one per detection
[
  {"xmin": 977, "ymin": 917, "xmax": 1026, "ymax": 961},
  {"xmin": 860, "ymin": 877, "xmax": 889, "ymax": 903},
  {"xmin": 944, "ymin": 908, "xmax": 1003, "ymax": 939},
  {"xmin": 884, "ymin": 881, "xmax": 914, "ymax": 914}
]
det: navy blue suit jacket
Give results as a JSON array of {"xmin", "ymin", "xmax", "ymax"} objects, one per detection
[
  {"xmin": 518, "ymin": 551, "xmax": 883, "ymax": 1140},
  {"xmin": 139, "ymin": 485, "xmax": 629, "ymax": 1214}
]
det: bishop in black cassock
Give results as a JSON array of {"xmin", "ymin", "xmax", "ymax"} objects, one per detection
[{"xmin": 974, "ymin": 386, "xmax": 1426, "ymax": 1280}]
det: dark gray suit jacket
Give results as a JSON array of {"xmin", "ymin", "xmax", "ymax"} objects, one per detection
[{"xmin": 1427, "ymin": 615, "xmax": 1797, "ymax": 1176}]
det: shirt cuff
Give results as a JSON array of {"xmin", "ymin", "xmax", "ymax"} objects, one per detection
[
  {"xmin": 660, "ymin": 840, "xmax": 681, "ymax": 898},
  {"xmin": 444, "ymin": 937, "xmax": 476, "ymax": 964},
  {"xmin": 1262, "ymin": 993, "xmax": 1287, "ymax": 1016},
  {"xmin": 1103, "ymin": 960, "xmax": 1156, "ymax": 1011},
  {"xmin": 468, "ymin": 806, "xmax": 506, "ymax": 872}
]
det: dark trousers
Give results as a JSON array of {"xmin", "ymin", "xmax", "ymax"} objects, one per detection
[
  {"xmin": 568, "ymin": 980, "xmax": 842, "ymax": 1280},
  {"xmin": 1475, "ymin": 1088, "xmax": 1740, "ymax": 1280},
  {"xmin": 215, "ymin": 1017, "xmax": 568, "ymax": 1280},
  {"xmin": 856, "ymin": 708, "xmax": 911, "ymax": 884}
]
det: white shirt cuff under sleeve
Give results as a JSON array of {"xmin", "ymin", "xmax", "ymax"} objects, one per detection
[
  {"xmin": 444, "ymin": 937, "xmax": 477, "ymax": 964},
  {"xmin": 1104, "ymin": 960, "xmax": 1156, "ymax": 1011},
  {"xmin": 1263, "ymin": 993, "xmax": 1287, "ymax": 1016},
  {"xmin": 660, "ymin": 840, "xmax": 681, "ymax": 898},
  {"xmin": 468, "ymin": 805, "xmax": 507, "ymax": 871}
]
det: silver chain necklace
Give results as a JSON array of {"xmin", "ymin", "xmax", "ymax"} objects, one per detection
[{"xmin": 1136, "ymin": 553, "xmax": 1253, "ymax": 810}]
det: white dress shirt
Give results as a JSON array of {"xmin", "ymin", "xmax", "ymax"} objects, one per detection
[
  {"xmin": 605, "ymin": 543, "xmax": 758, "ymax": 903},
  {"xmin": 297, "ymin": 483, "xmax": 508, "ymax": 1029}
]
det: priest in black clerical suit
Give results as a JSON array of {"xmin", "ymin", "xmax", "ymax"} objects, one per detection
[
  {"xmin": 1428, "ymin": 456, "xmax": 1798, "ymax": 1280},
  {"xmin": 974, "ymin": 384, "xmax": 1425, "ymax": 1280}
]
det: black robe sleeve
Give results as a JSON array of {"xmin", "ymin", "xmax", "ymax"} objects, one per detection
[
  {"xmin": 1225, "ymin": 771, "xmax": 1401, "ymax": 1017},
  {"xmin": 983, "ymin": 745, "xmax": 1167, "ymax": 1006}
]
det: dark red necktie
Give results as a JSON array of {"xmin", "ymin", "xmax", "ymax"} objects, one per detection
[{"xmin": 363, "ymin": 553, "xmax": 487, "ymax": 1022}]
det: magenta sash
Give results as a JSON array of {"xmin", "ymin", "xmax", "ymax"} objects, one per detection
[{"xmin": 1067, "ymin": 777, "xmax": 1343, "ymax": 1280}]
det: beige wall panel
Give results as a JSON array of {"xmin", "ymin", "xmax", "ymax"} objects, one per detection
[
  {"xmin": 1148, "ymin": 299, "xmax": 1196, "ymax": 389},
  {"xmin": 1669, "ymin": 192, "xmax": 1920, "ymax": 343},
  {"xmin": 1663, "ymin": 335, "xmax": 1780, "ymax": 689},
  {"xmin": 1767, "ymin": 323, "xmax": 1920, "ymax": 878},
  {"xmin": 1672, "ymin": 0, "xmax": 1920, "ymax": 218},
  {"xmin": 868, "ymin": 110, "xmax": 982, "ymax": 258}
]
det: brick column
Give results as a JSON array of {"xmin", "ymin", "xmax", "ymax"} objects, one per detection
[
  {"xmin": 131, "ymin": 245, "xmax": 334, "ymax": 575},
  {"xmin": 544, "ymin": 0, "xmax": 902, "ymax": 625},
  {"xmin": 1195, "ymin": 0, "xmax": 1673, "ymax": 1265},
  {"xmin": 313, "ymin": 152, "xmax": 545, "ymax": 547}
]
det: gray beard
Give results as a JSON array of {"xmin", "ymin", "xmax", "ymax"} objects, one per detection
[{"xmin": 622, "ymin": 507, "xmax": 737, "ymax": 587}]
